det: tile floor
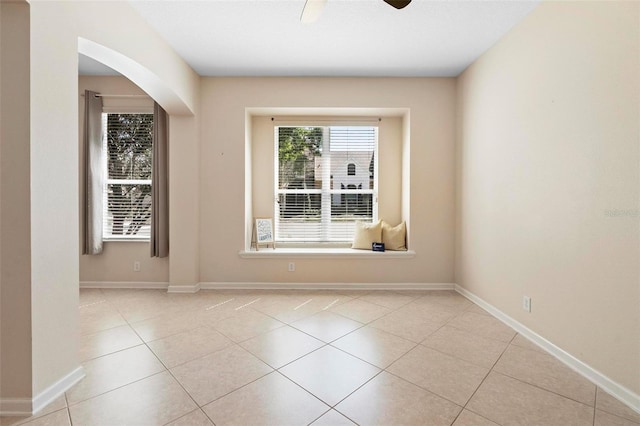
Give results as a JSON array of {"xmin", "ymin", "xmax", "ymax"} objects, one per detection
[{"xmin": 2, "ymin": 289, "xmax": 639, "ymax": 426}]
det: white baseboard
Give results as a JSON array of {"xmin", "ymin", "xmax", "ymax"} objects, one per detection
[
  {"xmin": 80, "ymin": 281, "xmax": 456, "ymax": 292},
  {"xmin": 455, "ymin": 285, "xmax": 640, "ymax": 414},
  {"xmin": 167, "ymin": 283, "xmax": 201, "ymax": 293},
  {"xmin": 199, "ymin": 282, "xmax": 455, "ymax": 291},
  {"xmin": 32, "ymin": 367, "xmax": 85, "ymax": 414},
  {"xmin": 0, "ymin": 367, "xmax": 85, "ymax": 416},
  {"xmin": 80, "ymin": 281, "xmax": 169, "ymax": 290}
]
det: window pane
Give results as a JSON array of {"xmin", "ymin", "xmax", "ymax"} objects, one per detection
[
  {"xmin": 106, "ymin": 114, "xmax": 153, "ymax": 180},
  {"xmin": 274, "ymin": 125, "xmax": 377, "ymax": 243},
  {"xmin": 278, "ymin": 127, "xmax": 323, "ymax": 190},
  {"xmin": 102, "ymin": 113, "xmax": 154, "ymax": 240},
  {"xmin": 276, "ymin": 192, "xmax": 322, "ymax": 241},
  {"xmin": 331, "ymin": 193, "xmax": 373, "ymax": 219},
  {"xmin": 330, "ymin": 127, "xmax": 375, "ymax": 191},
  {"xmin": 105, "ymin": 183, "xmax": 151, "ymax": 237}
]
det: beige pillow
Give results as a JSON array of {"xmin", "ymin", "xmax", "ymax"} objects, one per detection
[
  {"xmin": 382, "ymin": 221, "xmax": 407, "ymax": 251},
  {"xmin": 352, "ymin": 220, "xmax": 382, "ymax": 250}
]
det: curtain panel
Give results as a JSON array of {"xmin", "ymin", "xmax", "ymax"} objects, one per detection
[
  {"xmin": 151, "ymin": 102, "xmax": 169, "ymax": 257},
  {"xmin": 82, "ymin": 90, "xmax": 104, "ymax": 255}
]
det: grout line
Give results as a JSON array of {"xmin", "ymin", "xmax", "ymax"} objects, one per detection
[
  {"xmin": 274, "ymin": 342, "xmax": 330, "ymax": 371},
  {"xmin": 306, "ymin": 408, "xmax": 333, "ymax": 426},
  {"xmin": 163, "ymin": 367, "xmax": 204, "ymax": 413},
  {"xmin": 491, "ymin": 369, "xmax": 598, "ymax": 411},
  {"xmin": 328, "ymin": 338, "xmax": 418, "ymax": 372},
  {"xmin": 442, "ymin": 321, "xmax": 516, "ymax": 345},
  {"xmin": 330, "ymin": 408, "xmax": 360, "ymax": 426},
  {"xmin": 155, "ymin": 338, "xmax": 235, "ymax": 371},
  {"xmin": 65, "ymin": 370, "xmax": 167, "ymax": 409},
  {"xmin": 159, "ymin": 408, "xmax": 202, "ymax": 426},
  {"xmin": 194, "ymin": 367, "xmax": 274, "ymax": 409},
  {"xmin": 382, "ymin": 368, "xmax": 465, "ymax": 409},
  {"xmin": 451, "ymin": 408, "xmax": 501, "ymax": 426},
  {"xmin": 201, "ymin": 408, "xmax": 217, "ymax": 426},
  {"xmin": 80, "ymin": 342, "xmax": 146, "ymax": 363},
  {"xmin": 451, "ymin": 321, "xmax": 513, "ymax": 420},
  {"xmin": 496, "ymin": 336, "xmax": 600, "ymax": 409},
  {"xmin": 329, "ymin": 369, "xmax": 386, "ymax": 409},
  {"xmin": 66, "ymin": 406, "xmax": 74, "ymax": 426},
  {"xmin": 63, "ymin": 388, "xmax": 70, "ymax": 410}
]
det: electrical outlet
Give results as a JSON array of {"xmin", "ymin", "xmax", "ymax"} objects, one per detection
[
  {"xmin": 288, "ymin": 262, "xmax": 295, "ymax": 272},
  {"xmin": 134, "ymin": 261, "xmax": 141, "ymax": 272},
  {"xmin": 522, "ymin": 295, "xmax": 531, "ymax": 312}
]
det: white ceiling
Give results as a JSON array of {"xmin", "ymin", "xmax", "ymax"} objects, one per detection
[{"xmin": 79, "ymin": 0, "xmax": 540, "ymax": 77}]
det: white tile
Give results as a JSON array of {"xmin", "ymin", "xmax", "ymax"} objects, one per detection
[
  {"xmin": 202, "ymin": 373, "xmax": 329, "ymax": 425},
  {"xmin": 291, "ymin": 311, "xmax": 363, "ymax": 343},
  {"xmin": 66, "ymin": 345, "xmax": 165, "ymax": 404},
  {"xmin": 280, "ymin": 345, "xmax": 380, "ymax": 406},
  {"xmin": 69, "ymin": 372, "xmax": 196, "ymax": 425}
]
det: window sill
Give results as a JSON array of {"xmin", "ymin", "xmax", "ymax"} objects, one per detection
[
  {"xmin": 239, "ymin": 248, "xmax": 415, "ymax": 259},
  {"xmin": 103, "ymin": 239, "xmax": 150, "ymax": 243}
]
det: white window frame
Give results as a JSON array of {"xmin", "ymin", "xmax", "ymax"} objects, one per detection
[{"xmin": 274, "ymin": 125, "xmax": 379, "ymax": 245}]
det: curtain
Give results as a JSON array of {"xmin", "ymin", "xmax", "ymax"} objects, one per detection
[
  {"xmin": 82, "ymin": 90, "xmax": 104, "ymax": 255},
  {"xmin": 151, "ymin": 102, "xmax": 169, "ymax": 257}
]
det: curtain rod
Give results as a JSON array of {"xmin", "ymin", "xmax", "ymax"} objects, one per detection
[
  {"xmin": 80, "ymin": 93, "xmax": 150, "ymax": 98},
  {"xmin": 271, "ymin": 117, "xmax": 382, "ymax": 123}
]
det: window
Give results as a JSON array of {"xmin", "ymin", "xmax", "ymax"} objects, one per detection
[
  {"xmin": 275, "ymin": 125, "xmax": 378, "ymax": 243},
  {"xmin": 102, "ymin": 113, "xmax": 153, "ymax": 240}
]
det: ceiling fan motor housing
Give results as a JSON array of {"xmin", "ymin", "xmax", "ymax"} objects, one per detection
[{"xmin": 383, "ymin": 0, "xmax": 412, "ymax": 10}]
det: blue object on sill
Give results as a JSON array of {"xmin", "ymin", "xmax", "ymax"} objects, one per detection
[{"xmin": 372, "ymin": 242, "xmax": 385, "ymax": 252}]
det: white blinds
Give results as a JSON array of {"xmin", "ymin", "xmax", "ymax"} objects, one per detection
[
  {"xmin": 102, "ymin": 113, "xmax": 153, "ymax": 240},
  {"xmin": 275, "ymin": 125, "xmax": 378, "ymax": 243}
]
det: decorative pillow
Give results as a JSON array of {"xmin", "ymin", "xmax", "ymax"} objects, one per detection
[
  {"xmin": 352, "ymin": 220, "xmax": 382, "ymax": 250},
  {"xmin": 382, "ymin": 220, "xmax": 407, "ymax": 251}
]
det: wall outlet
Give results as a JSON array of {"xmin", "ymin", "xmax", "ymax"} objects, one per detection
[
  {"xmin": 522, "ymin": 295, "xmax": 531, "ymax": 312},
  {"xmin": 133, "ymin": 261, "xmax": 141, "ymax": 272},
  {"xmin": 288, "ymin": 262, "xmax": 295, "ymax": 272}
]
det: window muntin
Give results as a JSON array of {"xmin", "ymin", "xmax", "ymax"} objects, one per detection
[
  {"xmin": 102, "ymin": 113, "xmax": 153, "ymax": 240},
  {"xmin": 275, "ymin": 125, "xmax": 378, "ymax": 243}
]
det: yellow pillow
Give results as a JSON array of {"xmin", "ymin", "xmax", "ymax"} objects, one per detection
[
  {"xmin": 382, "ymin": 221, "xmax": 407, "ymax": 251},
  {"xmin": 352, "ymin": 220, "xmax": 382, "ymax": 250}
]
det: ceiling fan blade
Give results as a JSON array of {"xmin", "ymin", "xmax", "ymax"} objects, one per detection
[
  {"xmin": 301, "ymin": 0, "xmax": 328, "ymax": 24},
  {"xmin": 383, "ymin": 0, "xmax": 412, "ymax": 9}
]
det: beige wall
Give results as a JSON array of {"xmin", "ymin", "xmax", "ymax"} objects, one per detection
[
  {"xmin": 200, "ymin": 77, "xmax": 457, "ymax": 284},
  {"xmin": 78, "ymin": 76, "xmax": 169, "ymax": 284},
  {"xmin": 0, "ymin": 0, "xmax": 33, "ymax": 402},
  {"xmin": 456, "ymin": 1, "xmax": 640, "ymax": 393},
  {"xmin": 168, "ymin": 112, "xmax": 201, "ymax": 288}
]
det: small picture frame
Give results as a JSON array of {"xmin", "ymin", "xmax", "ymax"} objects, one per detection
[{"xmin": 254, "ymin": 217, "xmax": 275, "ymax": 250}]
